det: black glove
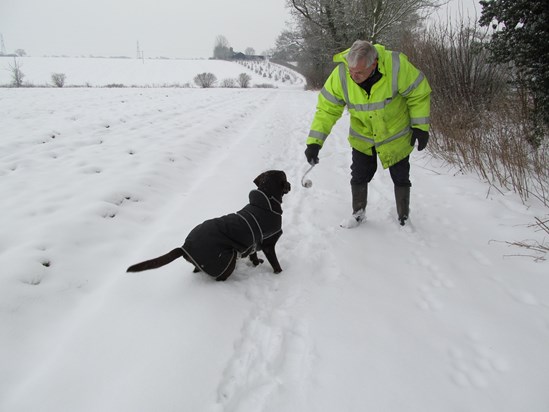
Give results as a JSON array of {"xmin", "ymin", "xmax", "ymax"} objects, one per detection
[
  {"xmin": 305, "ymin": 144, "xmax": 320, "ymax": 165},
  {"xmin": 410, "ymin": 128, "xmax": 429, "ymax": 151}
]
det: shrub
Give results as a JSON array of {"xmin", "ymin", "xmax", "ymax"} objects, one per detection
[
  {"xmin": 220, "ymin": 78, "xmax": 236, "ymax": 88},
  {"xmin": 254, "ymin": 83, "xmax": 276, "ymax": 89},
  {"xmin": 237, "ymin": 73, "xmax": 252, "ymax": 88},
  {"xmin": 51, "ymin": 73, "xmax": 66, "ymax": 87},
  {"xmin": 194, "ymin": 72, "xmax": 217, "ymax": 88},
  {"xmin": 401, "ymin": 17, "xmax": 548, "ymax": 205}
]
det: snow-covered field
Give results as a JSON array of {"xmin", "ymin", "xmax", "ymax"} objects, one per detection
[
  {"xmin": 0, "ymin": 56, "xmax": 305, "ymax": 88},
  {"xmin": 1, "ymin": 59, "xmax": 548, "ymax": 412}
]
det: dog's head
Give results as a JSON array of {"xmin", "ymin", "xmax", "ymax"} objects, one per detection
[{"xmin": 253, "ymin": 170, "xmax": 291, "ymax": 201}]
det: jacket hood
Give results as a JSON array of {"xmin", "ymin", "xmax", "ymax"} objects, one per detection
[{"xmin": 333, "ymin": 48, "xmax": 351, "ymax": 64}]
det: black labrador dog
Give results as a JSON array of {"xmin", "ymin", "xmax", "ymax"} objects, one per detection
[{"xmin": 127, "ymin": 170, "xmax": 291, "ymax": 281}]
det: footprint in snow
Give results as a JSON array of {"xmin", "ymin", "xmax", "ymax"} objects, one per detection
[
  {"xmin": 448, "ymin": 336, "xmax": 510, "ymax": 388},
  {"xmin": 508, "ymin": 289, "xmax": 539, "ymax": 306},
  {"xmin": 216, "ymin": 283, "xmax": 312, "ymax": 411},
  {"xmin": 415, "ymin": 256, "xmax": 455, "ymax": 312},
  {"xmin": 470, "ymin": 249, "xmax": 492, "ymax": 266}
]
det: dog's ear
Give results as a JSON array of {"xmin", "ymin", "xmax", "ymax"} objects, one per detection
[
  {"xmin": 254, "ymin": 170, "xmax": 290, "ymax": 199},
  {"xmin": 253, "ymin": 171, "xmax": 270, "ymax": 190}
]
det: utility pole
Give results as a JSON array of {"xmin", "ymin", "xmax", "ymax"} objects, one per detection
[
  {"xmin": 136, "ymin": 41, "xmax": 144, "ymax": 64},
  {"xmin": 0, "ymin": 34, "xmax": 6, "ymax": 55}
]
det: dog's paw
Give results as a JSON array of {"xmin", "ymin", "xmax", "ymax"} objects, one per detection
[
  {"xmin": 250, "ymin": 257, "xmax": 264, "ymax": 266},
  {"xmin": 273, "ymin": 268, "xmax": 282, "ymax": 274}
]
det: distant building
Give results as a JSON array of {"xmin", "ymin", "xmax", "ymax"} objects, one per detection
[{"xmin": 229, "ymin": 47, "xmax": 266, "ymax": 61}]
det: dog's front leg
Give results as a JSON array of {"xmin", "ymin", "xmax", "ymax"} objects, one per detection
[
  {"xmin": 249, "ymin": 252, "xmax": 264, "ymax": 266},
  {"xmin": 262, "ymin": 245, "xmax": 282, "ymax": 274}
]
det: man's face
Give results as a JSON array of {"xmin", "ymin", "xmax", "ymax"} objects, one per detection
[{"xmin": 349, "ymin": 58, "xmax": 377, "ymax": 84}]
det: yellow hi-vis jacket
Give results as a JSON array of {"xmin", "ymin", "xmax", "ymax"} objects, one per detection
[{"xmin": 307, "ymin": 44, "xmax": 432, "ymax": 169}]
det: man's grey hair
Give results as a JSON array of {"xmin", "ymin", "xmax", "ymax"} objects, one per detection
[{"xmin": 347, "ymin": 40, "xmax": 378, "ymax": 67}]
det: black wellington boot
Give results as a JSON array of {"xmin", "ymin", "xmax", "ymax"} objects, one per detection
[
  {"xmin": 353, "ymin": 184, "xmax": 368, "ymax": 217},
  {"xmin": 350, "ymin": 184, "xmax": 368, "ymax": 226},
  {"xmin": 341, "ymin": 184, "xmax": 368, "ymax": 228},
  {"xmin": 394, "ymin": 185, "xmax": 410, "ymax": 226}
]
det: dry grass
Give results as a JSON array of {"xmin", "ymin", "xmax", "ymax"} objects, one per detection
[
  {"xmin": 503, "ymin": 217, "xmax": 549, "ymax": 262},
  {"xmin": 402, "ymin": 16, "xmax": 548, "ymax": 261},
  {"xmin": 403, "ymin": 17, "xmax": 548, "ymax": 207},
  {"xmin": 429, "ymin": 103, "xmax": 549, "ymax": 206}
]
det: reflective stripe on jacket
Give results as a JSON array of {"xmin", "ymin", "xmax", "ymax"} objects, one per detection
[{"xmin": 307, "ymin": 44, "xmax": 431, "ymax": 169}]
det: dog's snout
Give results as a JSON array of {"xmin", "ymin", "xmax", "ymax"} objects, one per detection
[{"xmin": 284, "ymin": 181, "xmax": 291, "ymax": 193}]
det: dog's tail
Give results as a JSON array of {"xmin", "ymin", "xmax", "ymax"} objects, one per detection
[{"xmin": 126, "ymin": 248, "xmax": 185, "ymax": 272}]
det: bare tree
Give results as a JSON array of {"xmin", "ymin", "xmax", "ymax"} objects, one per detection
[
  {"xmin": 8, "ymin": 57, "xmax": 24, "ymax": 87},
  {"xmin": 245, "ymin": 47, "xmax": 255, "ymax": 56},
  {"xmin": 194, "ymin": 72, "xmax": 217, "ymax": 88},
  {"xmin": 289, "ymin": 0, "xmax": 442, "ymax": 44},
  {"xmin": 273, "ymin": 29, "xmax": 302, "ymax": 61},
  {"xmin": 213, "ymin": 35, "xmax": 232, "ymax": 59},
  {"xmin": 237, "ymin": 73, "xmax": 252, "ymax": 88},
  {"xmin": 282, "ymin": 0, "xmax": 445, "ymax": 87}
]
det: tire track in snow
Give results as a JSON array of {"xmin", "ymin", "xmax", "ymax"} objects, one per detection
[{"xmin": 214, "ymin": 91, "xmax": 343, "ymax": 412}]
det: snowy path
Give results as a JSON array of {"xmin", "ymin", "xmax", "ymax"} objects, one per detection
[{"xmin": 1, "ymin": 88, "xmax": 548, "ymax": 411}]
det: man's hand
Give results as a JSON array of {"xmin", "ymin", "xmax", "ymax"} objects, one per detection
[
  {"xmin": 305, "ymin": 144, "xmax": 321, "ymax": 165},
  {"xmin": 410, "ymin": 128, "xmax": 429, "ymax": 151}
]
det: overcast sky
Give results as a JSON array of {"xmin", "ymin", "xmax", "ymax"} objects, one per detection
[
  {"xmin": 0, "ymin": 0, "xmax": 293, "ymax": 58},
  {"xmin": 1, "ymin": 0, "xmax": 480, "ymax": 59}
]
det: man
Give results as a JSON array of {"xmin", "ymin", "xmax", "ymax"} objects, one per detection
[{"xmin": 305, "ymin": 40, "xmax": 431, "ymax": 227}]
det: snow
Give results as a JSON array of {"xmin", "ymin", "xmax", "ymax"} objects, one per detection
[
  {"xmin": 0, "ymin": 56, "xmax": 305, "ymax": 88},
  {"xmin": 1, "ymin": 58, "xmax": 548, "ymax": 412}
]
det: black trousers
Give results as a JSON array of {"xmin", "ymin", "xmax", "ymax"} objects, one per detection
[{"xmin": 350, "ymin": 148, "xmax": 411, "ymax": 187}]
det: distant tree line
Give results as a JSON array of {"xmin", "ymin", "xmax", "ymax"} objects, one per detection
[{"xmin": 212, "ymin": 35, "xmax": 264, "ymax": 60}]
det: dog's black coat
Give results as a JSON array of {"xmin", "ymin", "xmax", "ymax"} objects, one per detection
[
  {"xmin": 182, "ymin": 189, "xmax": 283, "ymax": 277},
  {"xmin": 127, "ymin": 170, "xmax": 290, "ymax": 281}
]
